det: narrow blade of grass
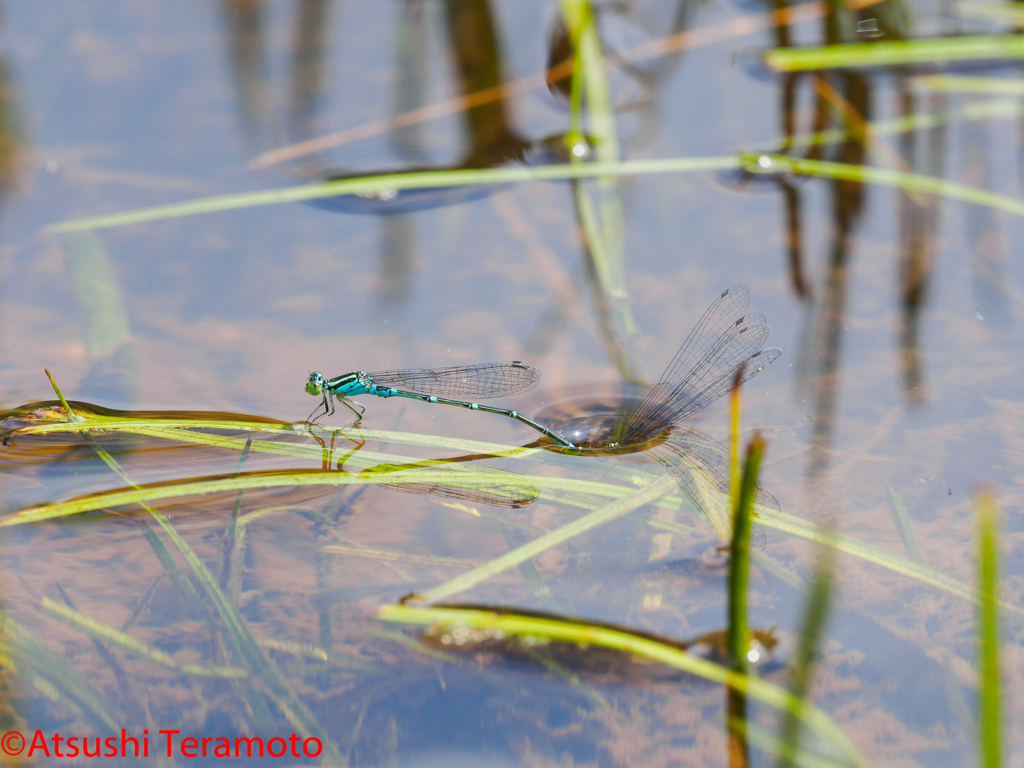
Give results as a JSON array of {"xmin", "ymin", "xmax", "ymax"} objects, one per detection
[
  {"xmin": 413, "ymin": 474, "xmax": 676, "ymax": 603},
  {"xmin": 379, "ymin": 604, "xmax": 870, "ymax": 768},
  {"xmin": 768, "ymin": 96, "xmax": 1024, "ymax": 152},
  {"xmin": 561, "ymin": 0, "xmax": 641, "ymax": 384},
  {"xmin": 885, "ymin": 481, "xmax": 925, "ymax": 564},
  {"xmin": 1, "ymin": 465, "xmax": 549, "ymax": 526},
  {"xmin": 976, "ymin": 489, "xmax": 1001, "ymax": 768},
  {"xmin": 744, "ymin": 153, "xmax": 1024, "ymax": 219},
  {"xmin": 759, "ymin": 512, "xmax": 1024, "ymax": 616},
  {"xmin": 778, "ymin": 545, "xmax": 835, "ymax": 768},
  {"xmin": 729, "ymin": 434, "xmax": 766, "ymax": 673},
  {"xmin": 43, "ymin": 371, "xmax": 84, "ymax": 423},
  {"xmin": 0, "ymin": 611, "xmax": 119, "ymax": 732},
  {"xmin": 909, "ymin": 75, "xmax": 1024, "ymax": 95},
  {"xmin": 45, "ymin": 157, "xmax": 740, "ymax": 234},
  {"xmin": 41, "ymin": 598, "xmax": 248, "ymax": 678},
  {"xmin": 78, "ymin": 433, "xmax": 342, "ymax": 761},
  {"xmin": 727, "ymin": 431, "xmax": 764, "ymax": 768},
  {"xmin": 765, "ymin": 35, "xmax": 1024, "ymax": 72}
]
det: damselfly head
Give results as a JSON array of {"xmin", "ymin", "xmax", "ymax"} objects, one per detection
[{"xmin": 306, "ymin": 371, "xmax": 325, "ymax": 396}]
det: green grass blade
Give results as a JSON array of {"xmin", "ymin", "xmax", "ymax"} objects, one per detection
[
  {"xmin": 561, "ymin": 0, "xmax": 640, "ymax": 384},
  {"xmin": 729, "ymin": 434, "xmax": 766, "ymax": 674},
  {"xmin": 909, "ymin": 75, "xmax": 1024, "ymax": 95},
  {"xmin": 76, "ymin": 433, "xmax": 342, "ymax": 760},
  {"xmin": 745, "ymin": 153, "xmax": 1024, "ymax": 219},
  {"xmin": 1, "ymin": 465, "xmax": 549, "ymax": 526},
  {"xmin": 976, "ymin": 489, "xmax": 1001, "ymax": 768},
  {"xmin": 43, "ymin": 371, "xmax": 84, "ymax": 423},
  {"xmin": 884, "ymin": 481, "xmax": 925, "ymax": 564},
  {"xmin": 760, "ymin": 512, "xmax": 1024, "ymax": 616},
  {"xmin": 778, "ymin": 545, "xmax": 835, "ymax": 768},
  {"xmin": 727, "ymin": 432, "xmax": 764, "ymax": 768},
  {"xmin": 379, "ymin": 604, "xmax": 870, "ymax": 768},
  {"xmin": 3, "ymin": 399, "xmax": 302, "ymax": 437},
  {"xmin": 41, "ymin": 598, "xmax": 248, "ymax": 678},
  {"xmin": 45, "ymin": 157, "xmax": 740, "ymax": 233},
  {"xmin": 765, "ymin": 35, "xmax": 1024, "ymax": 72},
  {"xmin": 414, "ymin": 474, "xmax": 676, "ymax": 603},
  {"xmin": 770, "ymin": 96, "xmax": 1024, "ymax": 152}
]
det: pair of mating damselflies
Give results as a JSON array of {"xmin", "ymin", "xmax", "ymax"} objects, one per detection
[{"xmin": 305, "ymin": 286, "xmax": 782, "ymax": 545}]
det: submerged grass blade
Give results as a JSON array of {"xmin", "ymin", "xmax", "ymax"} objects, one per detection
[
  {"xmin": 41, "ymin": 598, "xmax": 248, "ymax": 678},
  {"xmin": 45, "ymin": 157, "xmax": 740, "ymax": 234},
  {"xmin": 0, "ymin": 611, "xmax": 119, "ymax": 732},
  {"xmin": 976, "ymin": 489, "xmax": 1001, "ymax": 768},
  {"xmin": 379, "ymin": 604, "xmax": 870, "ymax": 768},
  {"xmin": 136, "ymin": 519, "xmax": 209, "ymax": 620},
  {"xmin": 885, "ymin": 481, "xmax": 925, "ymax": 564},
  {"xmin": 75, "ymin": 433, "xmax": 342, "ymax": 760},
  {"xmin": 413, "ymin": 474, "xmax": 676, "ymax": 603},
  {"xmin": 765, "ymin": 35, "xmax": 1024, "ymax": 72}
]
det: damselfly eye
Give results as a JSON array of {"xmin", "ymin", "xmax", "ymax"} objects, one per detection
[{"xmin": 305, "ymin": 372, "xmax": 324, "ymax": 396}]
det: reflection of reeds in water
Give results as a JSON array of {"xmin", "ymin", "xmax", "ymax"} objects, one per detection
[
  {"xmin": 218, "ymin": 0, "xmax": 271, "ymax": 150},
  {"xmin": 897, "ymin": 85, "xmax": 944, "ymax": 404},
  {"xmin": 765, "ymin": 0, "xmax": 943, "ymax": 480},
  {"xmin": 61, "ymin": 233, "xmax": 138, "ymax": 405},
  {"xmin": 288, "ymin": 0, "xmax": 335, "ymax": 144}
]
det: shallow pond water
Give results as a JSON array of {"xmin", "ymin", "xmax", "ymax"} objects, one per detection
[{"xmin": 0, "ymin": 0, "xmax": 1023, "ymax": 766}]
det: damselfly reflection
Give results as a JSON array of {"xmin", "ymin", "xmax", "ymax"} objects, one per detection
[
  {"xmin": 316, "ymin": 430, "xmax": 540, "ymax": 511},
  {"xmin": 538, "ymin": 396, "xmax": 781, "ymax": 550},
  {"xmin": 536, "ymin": 285, "xmax": 782, "ymax": 548},
  {"xmin": 359, "ymin": 463, "xmax": 539, "ymax": 511}
]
